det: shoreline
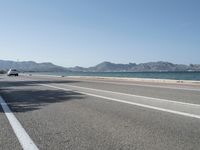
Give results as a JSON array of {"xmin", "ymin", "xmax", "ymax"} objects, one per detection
[
  {"xmin": 22, "ymin": 73, "xmax": 200, "ymax": 85},
  {"xmin": 67, "ymin": 76, "xmax": 200, "ymax": 85}
]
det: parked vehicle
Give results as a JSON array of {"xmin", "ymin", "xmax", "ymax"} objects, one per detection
[{"xmin": 7, "ymin": 69, "xmax": 19, "ymax": 76}]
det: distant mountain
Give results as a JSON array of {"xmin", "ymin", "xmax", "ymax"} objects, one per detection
[
  {"xmin": 87, "ymin": 61, "xmax": 137, "ymax": 72},
  {"xmin": 68, "ymin": 66, "xmax": 86, "ymax": 72},
  {"xmin": 0, "ymin": 60, "xmax": 68, "ymax": 72},
  {"xmin": 69, "ymin": 61, "xmax": 200, "ymax": 72},
  {"xmin": 0, "ymin": 60, "xmax": 200, "ymax": 72}
]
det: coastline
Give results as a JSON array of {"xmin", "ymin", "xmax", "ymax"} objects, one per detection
[
  {"xmin": 67, "ymin": 76, "xmax": 200, "ymax": 85},
  {"xmin": 22, "ymin": 73, "xmax": 200, "ymax": 85}
]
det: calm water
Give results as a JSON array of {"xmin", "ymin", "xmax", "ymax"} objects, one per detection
[{"xmin": 34, "ymin": 71, "xmax": 200, "ymax": 81}]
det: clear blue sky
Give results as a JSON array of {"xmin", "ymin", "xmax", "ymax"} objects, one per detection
[{"xmin": 0, "ymin": 0, "xmax": 200, "ymax": 67}]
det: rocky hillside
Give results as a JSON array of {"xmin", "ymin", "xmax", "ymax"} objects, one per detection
[
  {"xmin": 0, "ymin": 60, "xmax": 68, "ymax": 72},
  {"xmin": 70, "ymin": 61, "xmax": 200, "ymax": 72},
  {"xmin": 0, "ymin": 60, "xmax": 200, "ymax": 72}
]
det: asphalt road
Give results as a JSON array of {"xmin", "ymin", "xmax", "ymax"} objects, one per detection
[{"xmin": 0, "ymin": 75, "xmax": 200, "ymax": 150}]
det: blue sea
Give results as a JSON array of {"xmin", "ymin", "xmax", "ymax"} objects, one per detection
[{"xmin": 34, "ymin": 71, "xmax": 200, "ymax": 81}]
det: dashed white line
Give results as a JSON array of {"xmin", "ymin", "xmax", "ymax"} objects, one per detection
[
  {"xmin": 0, "ymin": 96, "xmax": 39, "ymax": 150},
  {"xmin": 42, "ymin": 84, "xmax": 200, "ymax": 120}
]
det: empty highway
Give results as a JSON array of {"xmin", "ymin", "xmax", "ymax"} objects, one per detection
[{"xmin": 0, "ymin": 74, "xmax": 200, "ymax": 150}]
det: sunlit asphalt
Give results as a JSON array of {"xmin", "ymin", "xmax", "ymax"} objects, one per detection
[{"xmin": 1, "ymin": 75, "xmax": 200, "ymax": 150}]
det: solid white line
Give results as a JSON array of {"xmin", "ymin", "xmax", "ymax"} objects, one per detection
[
  {"xmin": 41, "ymin": 84, "xmax": 200, "ymax": 119},
  {"xmin": 23, "ymin": 74, "xmax": 200, "ymax": 91},
  {"xmin": 69, "ymin": 78, "xmax": 200, "ymax": 92},
  {"xmin": 59, "ymin": 83, "xmax": 200, "ymax": 107},
  {"xmin": 0, "ymin": 96, "xmax": 39, "ymax": 150}
]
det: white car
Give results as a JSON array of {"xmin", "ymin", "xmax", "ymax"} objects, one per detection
[{"xmin": 7, "ymin": 69, "xmax": 19, "ymax": 76}]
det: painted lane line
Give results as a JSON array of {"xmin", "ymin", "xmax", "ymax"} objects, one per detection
[
  {"xmin": 75, "ymin": 79, "xmax": 200, "ymax": 92},
  {"xmin": 59, "ymin": 83, "xmax": 200, "ymax": 107},
  {"xmin": 41, "ymin": 84, "xmax": 200, "ymax": 120},
  {"xmin": 23, "ymin": 74, "xmax": 200, "ymax": 91},
  {"xmin": 0, "ymin": 96, "xmax": 39, "ymax": 150}
]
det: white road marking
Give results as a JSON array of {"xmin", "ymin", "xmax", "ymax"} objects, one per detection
[
  {"xmin": 42, "ymin": 84, "xmax": 200, "ymax": 120},
  {"xmin": 22, "ymin": 74, "xmax": 200, "ymax": 91},
  {"xmin": 68, "ymin": 78, "xmax": 200, "ymax": 92},
  {"xmin": 59, "ymin": 83, "xmax": 200, "ymax": 107},
  {"xmin": 0, "ymin": 96, "xmax": 39, "ymax": 150}
]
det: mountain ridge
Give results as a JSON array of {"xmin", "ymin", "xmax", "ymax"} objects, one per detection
[
  {"xmin": 70, "ymin": 61, "xmax": 200, "ymax": 72},
  {"xmin": 0, "ymin": 59, "xmax": 200, "ymax": 72},
  {"xmin": 0, "ymin": 60, "xmax": 67, "ymax": 72}
]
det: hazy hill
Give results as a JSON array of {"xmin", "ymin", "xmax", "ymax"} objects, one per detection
[
  {"xmin": 87, "ymin": 61, "xmax": 137, "ymax": 72},
  {"xmin": 69, "ymin": 61, "xmax": 200, "ymax": 72},
  {"xmin": 0, "ymin": 60, "xmax": 200, "ymax": 72},
  {"xmin": 0, "ymin": 60, "xmax": 67, "ymax": 72}
]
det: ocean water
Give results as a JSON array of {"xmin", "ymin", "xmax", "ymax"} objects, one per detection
[{"xmin": 34, "ymin": 71, "xmax": 200, "ymax": 81}]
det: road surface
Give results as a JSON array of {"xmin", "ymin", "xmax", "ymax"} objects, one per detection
[{"xmin": 0, "ymin": 74, "xmax": 200, "ymax": 150}]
